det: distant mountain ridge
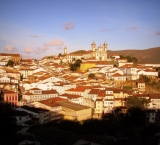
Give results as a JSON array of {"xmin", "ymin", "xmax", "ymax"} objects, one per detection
[
  {"xmin": 70, "ymin": 47, "xmax": 160, "ymax": 63},
  {"xmin": 108, "ymin": 47, "xmax": 160, "ymax": 63}
]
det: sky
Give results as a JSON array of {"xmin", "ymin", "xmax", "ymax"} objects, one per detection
[{"xmin": 0, "ymin": 0, "xmax": 160, "ymax": 59}]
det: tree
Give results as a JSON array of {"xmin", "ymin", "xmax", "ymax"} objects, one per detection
[
  {"xmin": 126, "ymin": 56, "xmax": 132, "ymax": 62},
  {"xmin": 119, "ymin": 55, "xmax": 138, "ymax": 63},
  {"xmin": 58, "ymin": 53, "xmax": 62, "ymax": 57},
  {"xmin": 6, "ymin": 60, "xmax": 14, "ymax": 67},
  {"xmin": 0, "ymin": 101, "xmax": 17, "ymax": 144},
  {"xmin": 74, "ymin": 59, "xmax": 82, "ymax": 67},
  {"xmin": 88, "ymin": 73, "xmax": 95, "ymax": 79},
  {"xmin": 127, "ymin": 107, "xmax": 146, "ymax": 126},
  {"xmin": 69, "ymin": 63, "xmax": 77, "ymax": 71},
  {"xmin": 72, "ymin": 57, "xmax": 76, "ymax": 61},
  {"xmin": 126, "ymin": 96, "xmax": 149, "ymax": 110},
  {"xmin": 20, "ymin": 74, "xmax": 23, "ymax": 81},
  {"xmin": 69, "ymin": 59, "xmax": 82, "ymax": 72},
  {"xmin": 132, "ymin": 57, "xmax": 138, "ymax": 63}
]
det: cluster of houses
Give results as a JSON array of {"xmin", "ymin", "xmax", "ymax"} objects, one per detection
[{"xmin": 0, "ymin": 52, "xmax": 160, "ymax": 128}]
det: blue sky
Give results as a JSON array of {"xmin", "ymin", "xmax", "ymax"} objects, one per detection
[{"xmin": 0, "ymin": 0, "xmax": 160, "ymax": 59}]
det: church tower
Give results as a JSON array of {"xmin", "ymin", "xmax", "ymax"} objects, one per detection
[
  {"xmin": 91, "ymin": 41, "xmax": 96, "ymax": 52},
  {"xmin": 103, "ymin": 41, "xmax": 107, "ymax": 51},
  {"xmin": 64, "ymin": 46, "xmax": 67, "ymax": 55},
  {"xmin": 91, "ymin": 41, "xmax": 96, "ymax": 58}
]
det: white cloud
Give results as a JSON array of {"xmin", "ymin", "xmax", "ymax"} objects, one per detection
[
  {"xmin": 37, "ymin": 46, "xmax": 49, "ymax": 54},
  {"xmin": 99, "ymin": 28, "xmax": 108, "ymax": 32},
  {"xmin": 25, "ymin": 47, "xmax": 34, "ymax": 53},
  {"xmin": 44, "ymin": 39, "xmax": 64, "ymax": 47},
  {"xmin": 29, "ymin": 34, "xmax": 41, "ymax": 37},
  {"xmin": 156, "ymin": 31, "xmax": 160, "ymax": 35},
  {"xmin": 63, "ymin": 22, "xmax": 74, "ymax": 30},
  {"xmin": 127, "ymin": 26, "xmax": 138, "ymax": 30},
  {"xmin": 4, "ymin": 44, "xmax": 15, "ymax": 52}
]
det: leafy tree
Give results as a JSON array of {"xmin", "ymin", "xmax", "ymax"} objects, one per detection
[
  {"xmin": 58, "ymin": 53, "xmax": 62, "ymax": 57},
  {"xmin": 126, "ymin": 96, "xmax": 149, "ymax": 109},
  {"xmin": 141, "ymin": 75, "xmax": 150, "ymax": 83},
  {"xmin": 119, "ymin": 55, "xmax": 138, "ymax": 63},
  {"xmin": 20, "ymin": 74, "xmax": 23, "ymax": 81},
  {"xmin": 69, "ymin": 59, "xmax": 82, "ymax": 72},
  {"xmin": 6, "ymin": 60, "xmax": 14, "ymax": 67},
  {"xmin": 74, "ymin": 59, "xmax": 82, "ymax": 67},
  {"xmin": 88, "ymin": 73, "xmax": 95, "ymax": 79},
  {"xmin": 72, "ymin": 57, "xmax": 76, "ymax": 61},
  {"xmin": 0, "ymin": 101, "xmax": 17, "ymax": 144},
  {"xmin": 132, "ymin": 57, "xmax": 138, "ymax": 63},
  {"xmin": 69, "ymin": 63, "xmax": 77, "ymax": 71},
  {"xmin": 126, "ymin": 56, "xmax": 132, "ymax": 62},
  {"xmin": 127, "ymin": 107, "xmax": 146, "ymax": 126}
]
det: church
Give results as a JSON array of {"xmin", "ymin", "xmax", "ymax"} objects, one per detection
[
  {"xmin": 91, "ymin": 41, "xmax": 108, "ymax": 61},
  {"xmin": 64, "ymin": 41, "xmax": 108, "ymax": 62}
]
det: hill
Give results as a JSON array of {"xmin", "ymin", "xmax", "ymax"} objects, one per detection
[
  {"xmin": 108, "ymin": 47, "xmax": 160, "ymax": 63},
  {"xmin": 69, "ymin": 50, "xmax": 87, "ymax": 54}
]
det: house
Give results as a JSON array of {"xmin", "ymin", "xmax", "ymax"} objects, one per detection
[
  {"xmin": 110, "ymin": 73, "xmax": 127, "ymax": 82},
  {"xmin": 15, "ymin": 106, "xmax": 50, "ymax": 124},
  {"xmin": 146, "ymin": 110, "xmax": 156, "ymax": 123},
  {"xmin": 31, "ymin": 97, "xmax": 66, "ymax": 121},
  {"xmin": 94, "ymin": 99, "xmax": 103, "ymax": 118},
  {"xmin": 3, "ymin": 90, "xmax": 19, "ymax": 106},
  {"xmin": 0, "ymin": 68, "xmax": 6, "ymax": 76},
  {"xmin": 19, "ymin": 67, "xmax": 34, "ymax": 78},
  {"xmin": 59, "ymin": 93, "xmax": 83, "ymax": 105},
  {"xmin": 103, "ymin": 89, "xmax": 114, "ymax": 114},
  {"xmin": 12, "ymin": 110, "xmax": 31, "ymax": 126},
  {"xmin": 80, "ymin": 62, "xmax": 96, "ymax": 72},
  {"xmin": 65, "ymin": 86, "xmax": 92, "ymax": 97},
  {"xmin": 136, "ymin": 81, "xmax": 145, "ymax": 92},
  {"xmin": 57, "ymin": 100, "xmax": 92, "ymax": 121},
  {"xmin": 22, "ymin": 88, "xmax": 58, "ymax": 104},
  {"xmin": 149, "ymin": 94, "xmax": 160, "ymax": 109},
  {"xmin": 0, "ymin": 53, "xmax": 20, "ymax": 64}
]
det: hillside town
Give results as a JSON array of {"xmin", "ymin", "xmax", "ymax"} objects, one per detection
[{"xmin": 1, "ymin": 42, "xmax": 160, "ymax": 145}]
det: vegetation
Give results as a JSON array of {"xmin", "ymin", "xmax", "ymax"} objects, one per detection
[
  {"xmin": 0, "ymin": 101, "xmax": 18, "ymax": 145},
  {"xmin": 6, "ymin": 59, "xmax": 14, "ymax": 67},
  {"xmin": 126, "ymin": 96, "xmax": 149, "ymax": 109},
  {"xmin": 70, "ymin": 50, "xmax": 86, "ymax": 54},
  {"xmin": 123, "ymin": 85, "xmax": 132, "ymax": 90},
  {"xmin": 20, "ymin": 74, "xmax": 23, "ymax": 81},
  {"xmin": 108, "ymin": 47, "xmax": 160, "ymax": 63},
  {"xmin": 88, "ymin": 73, "xmax": 95, "ymax": 79},
  {"xmin": 120, "ymin": 55, "xmax": 138, "ymax": 64},
  {"xmin": 141, "ymin": 75, "xmax": 160, "ymax": 91},
  {"xmin": 58, "ymin": 53, "xmax": 62, "ymax": 57},
  {"xmin": 69, "ymin": 59, "xmax": 82, "ymax": 72},
  {"xmin": 29, "ymin": 114, "xmax": 160, "ymax": 145}
]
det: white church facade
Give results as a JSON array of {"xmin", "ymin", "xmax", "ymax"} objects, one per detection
[{"xmin": 64, "ymin": 41, "xmax": 108, "ymax": 62}]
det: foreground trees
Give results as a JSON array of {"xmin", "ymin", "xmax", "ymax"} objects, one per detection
[
  {"xmin": 126, "ymin": 96, "xmax": 149, "ymax": 110},
  {"xmin": 0, "ymin": 101, "xmax": 17, "ymax": 144}
]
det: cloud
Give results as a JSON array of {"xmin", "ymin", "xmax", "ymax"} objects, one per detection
[
  {"xmin": 4, "ymin": 44, "xmax": 16, "ymax": 52},
  {"xmin": 25, "ymin": 47, "xmax": 34, "ymax": 53},
  {"xmin": 44, "ymin": 39, "xmax": 64, "ymax": 47},
  {"xmin": 63, "ymin": 22, "xmax": 74, "ymax": 30},
  {"xmin": 156, "ymin": 31, "xmax": 160, "ymax": 35},
  {"xmin": 29, "ymin": 34, "xmax": 41, "ymax": 37},
  {"xmin": 127, "ymin": 26, "xmax": 138, "ymax": 30},
  {"xmin": 99, "ymin": 28, "xmax": 108, "ymax": 32},
  {"xmin": 58, "ymin": 47, "xmax": 63, "ymax": 50},
  {"xmin": 36, "ymin": 46, "xmax": 49, "ymax": 54}
]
